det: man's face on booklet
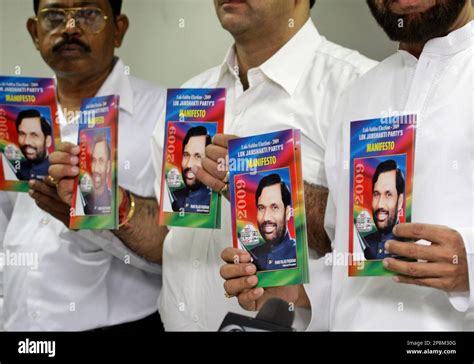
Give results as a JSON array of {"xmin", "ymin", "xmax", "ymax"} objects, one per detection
[
  {"xmin": 18, "ymin": 116, "xmax": 49, "ymax": 162},
  {"xmin": 91, "ymin": 139, "xmax": 110, "ymax": 195},
  {"xmin": 257, "ymin": 183, "xmax": 288, "ymax": 245},
  {"xmin": 372, "ymin": 170, "xmax": 401, "ymax": 233},
  {"xmin": 181, "ymin": 135, "xmax": 207, "ymax": 190}
]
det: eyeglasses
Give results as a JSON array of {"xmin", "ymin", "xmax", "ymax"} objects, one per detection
[{"xmin": 36, "ymin": 7, "xmax": 109, "ymax": 34}]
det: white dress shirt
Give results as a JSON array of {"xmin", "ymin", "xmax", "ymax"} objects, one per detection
[
  {"xmin": 152, "ymin": 19, "xmax": 377, "ymax": 331},
  {"xmin": 0, "ymin": 191, "xmax": 15, "ymax": 331},
  {"xmin": 3, "ymin": 59, "xmax": 165, "ymax": 331},
  {"xmin": 306, "ymin": 21, "xmax": 474, "ymax": 331}
]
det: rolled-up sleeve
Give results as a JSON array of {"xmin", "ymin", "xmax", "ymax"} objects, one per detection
[{"xmin": 70, "ymin": 229, "xmax": 162, "ymax": 274}]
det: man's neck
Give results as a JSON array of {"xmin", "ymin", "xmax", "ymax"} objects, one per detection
[
  {"xmin": 29, "ymin": 156, "xmax": 47, "ymax": 166},
  {"xmin": 234, "ymin": 15, "xmax": 309, "ymax": 90},
  {"xmin": 57, "ymin": 61, "xmax": 115, "ymax": 120},
  {"xmin": 188, "ymin": 183, "xmax": 206, "ymax": 195},
  {"xmin": 400, "ymin": 4, "xmax": 473, "ymax": 58},
  {"xmin": 268, "ymin": 230, "xmax": 289, "ymax": 248}
]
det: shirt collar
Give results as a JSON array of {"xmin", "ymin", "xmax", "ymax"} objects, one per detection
[
  {"xmin": 95, "ymin": 57, "xmax": 134, "ymax": 115},
  {"xmin": 399, "ymin": 20, "xmax": 473, "ymax": 62},
  {"xmin": 218, "ymin": 18, "xmax": 322, "ymax": 95},
  {"xmin": 423, "ymin": 20, "xmax": 473, "ymax": 56},
  {"xmin": 218, "ymin": 46, "xmax": 239, "ymax": 83}
]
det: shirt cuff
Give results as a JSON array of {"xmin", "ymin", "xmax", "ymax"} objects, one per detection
[
  {"xmin": 448, "ymin": 227, "xmax": 473, "ymax": 312},
  {"xmin": 71, "ymin": 229, "xmax": 162, "ymax": 275},
  {"xmin": 303, "ymin": 254, "xmax": 332, "ymax": 331}
]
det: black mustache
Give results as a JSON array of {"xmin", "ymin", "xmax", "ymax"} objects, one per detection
[
  {"xmin": 375, "ymin": 209, "xmax": 389, "ymax": 215},
  {"xmin": 262, "ymin": 222, "xmax": 277, "ymax": 227},
  {"xmin": 52, "ymin": 37, "xmax": 91, "ymax": 53},
  {"xmin": 21, "ymin": 145, "xmax": 37, "ymax": 153}
]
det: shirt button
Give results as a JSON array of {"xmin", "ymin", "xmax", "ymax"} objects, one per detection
[
  {"xmin": 41, "ymin": 216, "xmax": 50, "ymax": 225},
  {"xmin": 192, "ymin": 260, "xmax": 200, "ymax": 269},
  {"xmin": 192, "ymin": 314, "xmax": 199, "ymax": 323},
  {"xmin": 31, "ymin": 311, "xmax": 39, "ymax": 319}
]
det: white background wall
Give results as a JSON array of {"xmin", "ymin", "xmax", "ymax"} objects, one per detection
[{"xmin": 0, "ymin": 0, "xmax": 398, "ymax": 87}]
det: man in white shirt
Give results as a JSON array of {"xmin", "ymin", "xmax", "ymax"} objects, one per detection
[
  {"xmin": 2, "ymin": 0, "xmax": 168, "ymax": 331},
  {"xmin": 150, "ymin": 0, "xmax": 376, "ymax": 331},
  {"xmin": 221, "ymin": 0, "xmax": 473, "ymax": 331}
]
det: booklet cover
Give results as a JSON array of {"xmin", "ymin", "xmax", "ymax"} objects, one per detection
[
  {"xmin": 349, "ymin": 115, "xmax": 417, "ymax": 276},
  {"xmin": 69, "ymin": 95, "xmax": 119, "ymax": 230},
  {"xmin": 228, "ymin": 129, "xmax": 309, "ymax": 288},
  {"xmin": 0, "ymin": 76, "xmax": 60, "ymax": 191},
  {"xmin": 159, "ymin": 88, "xmax": 225, "ymax": 229}
]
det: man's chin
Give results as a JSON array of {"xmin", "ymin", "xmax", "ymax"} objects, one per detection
[
  {"xmin": 266, "ymin": 238, "xmax": 278, "ymax": 245},
  {"xmin": 185, "ymin": 182, "xmax": 203, "ymax": 191},
  {"xmin": 376, "ymin": 225, "xmax": 395, "ymax": 234},
  {"xmin": 261, "ymin": 232, "xmax": 285, "ymax": 246},
  {"xmin": 49, "ymin": 57, "xmax": 92, "ymax": 77},
  {"xmin": 24, "ymin": 154, "xmax": 45, "ymax": 163},
  {"xmin": 219, "ymin": 14, "xmax": 252, "ymax": 35}
]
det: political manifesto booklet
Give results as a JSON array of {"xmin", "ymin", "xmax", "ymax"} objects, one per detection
[
  {"xmin": 228, "ymin": 129, "xmax": 309, "ymax": 288},
  {"xmin": 70, "ymin": 95, "xmax": 119, "ymax": 230},
  {"xmin": 159, "ymin": 88, "xmax": 225, "ymax": 229},
  {"xmin": 0, "ymin": 76, "xmax": 60, "ymax": 191},
  {"xmin": 349, "ymin": 115, "xmax": 416, "ymax": 276}
]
